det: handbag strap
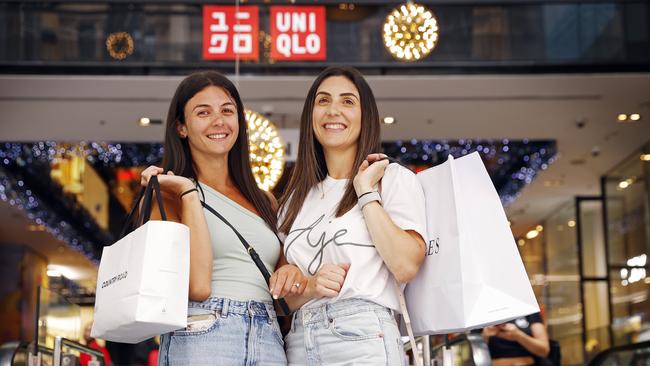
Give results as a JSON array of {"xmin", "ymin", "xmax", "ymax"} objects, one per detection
[
  {"xmin": 379, "ymin": 160, "xmax": 422, "ymax": 366},
  {"xmin": 119, "ymin": 175, "xmax": 167, "ymax": 238},
  {"xmin": 141, "ymin": 175, "xmax": 167, "ymax": 223},
  {"xmin": 201, "ymin": 201, "xmax": 291, "ymax": 316},
  {"xmin": 398, "ymin": 287, "xmax": 423, "ymax": 366}
]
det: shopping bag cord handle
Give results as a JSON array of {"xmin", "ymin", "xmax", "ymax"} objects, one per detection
[{"xmin": 119, "ymin": 175, "xmax": 167, "ymax": 238}]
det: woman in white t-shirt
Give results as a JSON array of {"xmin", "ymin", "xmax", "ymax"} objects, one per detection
[{"xmin": 270, "ymin": 66, "xmax": 427, "ymax": 365}]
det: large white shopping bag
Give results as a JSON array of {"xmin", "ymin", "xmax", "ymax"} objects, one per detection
[
  {"xmin": 404, "ymin": 152, "xmax": 539, "ymax": 335},
  {"xmin": 91, "ymin": 176, "xmax": 190, "ymax": 343}
]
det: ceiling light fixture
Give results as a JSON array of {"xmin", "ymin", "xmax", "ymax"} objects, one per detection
[
  {"xmin": 525, "ymin": 229, "xmax": 539, "ymax": 239},
  {"xmin": 383, "ymin": 3, "xmax": 439, "ymax": 61},
  {"xmin": 383, "ymin": 116, "xmax": 396, "ymax": 124},
  {"xmin": 138, "ymin": 118, "xmax": 162, "ymax": 126},
  {"xmin": 543, "ymin": 179, "xmax": 562, "ymax": 187},
  {"xmin": 618, "ymin": 178, "xmax": 634, "ymax": 189},
  {"xmin": 47, "ymin": 269, "xmax": 61, "ymax": 277},
  {"xmin": 568, "ymin": 220, "xmax": 576, "ymax": 228},
  {"xmin": 630, "ymin": 113, "xmax": 641, "ymax": 121},
  {"xmin": 27, "ymin": 224, "xmax": 46, "ymax": 232},
  {"xmin": 617, "ymin": 114, "xmax": 628, "ymax": 122},
  {"xmin": 641, "ymin": 154, "xmax": 650, "ymax": 161}
]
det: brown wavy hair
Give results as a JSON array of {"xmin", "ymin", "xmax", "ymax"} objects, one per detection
[
  {"xmin": 278, "ymin": 66, "xmax": 381, "ymax": 234},
  {"xmin": 162, "ymin": 70, "xmax": 277, "ymax": 231}
]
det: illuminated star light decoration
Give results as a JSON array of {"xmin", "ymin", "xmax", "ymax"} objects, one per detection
[
  {"xmin": 246, "ymin": 110, "xmax": 285, "ymax": 191},
  {"xmin": 383, "ymin": 2, "xmax": 439, "ymax": 61}
]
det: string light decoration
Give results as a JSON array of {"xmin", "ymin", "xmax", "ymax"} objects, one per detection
[
  {"xmin": 106, "ymin": 32, "xmax": 134, "ymax": 60},
  {"xmin": 381, "ymin": 139, "xmax": 557, "ymax": 206},
  {"xmin": 1, "ymin": 139, "xmax": 555, "ymax": 263},
  {"xmin": 245, "ymin": 110, "xmax": 285, "ymax": 191},
  {"xmin": 383, "ymin": 3, "xmax": 439, "ymax": 61}
]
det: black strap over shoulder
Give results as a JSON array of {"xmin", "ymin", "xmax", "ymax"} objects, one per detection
[{"xmin": 201, "ymin": 201, "xmax": 291, "ymax": 316}]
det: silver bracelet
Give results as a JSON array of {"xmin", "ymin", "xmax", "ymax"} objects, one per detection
[{"xmin": 357, "ymin": 191, "xmax": 381, "ymax": 209}]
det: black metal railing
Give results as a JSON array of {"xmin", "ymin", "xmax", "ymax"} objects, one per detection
[{"xmin": 588, "ymin": 340, "xmax": 650, "ymax": 366}]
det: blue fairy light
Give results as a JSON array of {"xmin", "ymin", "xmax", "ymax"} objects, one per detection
[{"xmin": 381, "ymin": 139, "xmax": 557, "ymax": 206}]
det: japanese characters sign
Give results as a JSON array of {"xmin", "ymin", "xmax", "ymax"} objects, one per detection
[{"xmin": 203, "ymin": 6, "xmax": 259, "ymax": 61}]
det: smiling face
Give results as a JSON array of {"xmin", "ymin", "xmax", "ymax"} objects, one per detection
[
  {"xmin": 312, "ymin": 76, "xmax": 362, "ymax": 153},
  {"xmin": 177, "ymin": 85, "xmax": 239, "ymax": 159}
]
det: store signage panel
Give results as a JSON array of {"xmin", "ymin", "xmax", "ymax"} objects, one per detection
[
  {"xmin": 270, "ymin": 6, "xmax": 326, "ymax": 61},
  {"xmin": 203, "ymin": 6, "xmax": 259, "ymax": 61}
]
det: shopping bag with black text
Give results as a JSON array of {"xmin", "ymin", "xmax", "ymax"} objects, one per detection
[
  {"xmin": 91, "ymin": 176, "xmax": 190, "ymax": 343},
  {"xmin": 405, "ymin": 152, "xmax": 539, "ymax": 335}
]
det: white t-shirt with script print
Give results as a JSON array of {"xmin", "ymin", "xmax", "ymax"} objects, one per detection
[{"xmin": 282, "ymin": 163, "xmax": 427, "ymax": 312}]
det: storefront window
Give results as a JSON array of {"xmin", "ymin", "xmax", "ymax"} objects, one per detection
[
  {"xmin": 543, "ymin": 201, "xmax": 583, "ymax": 365},
  {"xmin": 604, "ymin": 141, "xmax": 650, "ymax": 346}
]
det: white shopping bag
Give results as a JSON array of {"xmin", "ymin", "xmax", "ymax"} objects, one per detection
[
  {"xmin": 404, "ymin": 152, "xmax": 539, "ymax": 335},
  {"xmin": 91, "ymin": 177, "xmax": 190, "ymax": 343}
]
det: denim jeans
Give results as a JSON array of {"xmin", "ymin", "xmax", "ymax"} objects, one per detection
[
  {"xmin": 158, "ymin": 297, "xmax": 287, "ymax": 366},
  {"xmin": 285, "ymin": 298, "xmax": 404, "ymax": 366}
]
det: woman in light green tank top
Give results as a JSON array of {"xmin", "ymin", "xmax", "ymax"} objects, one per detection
[{"xmin": 139, "ymin": 71, "xmax": 306, "ymax": 366}]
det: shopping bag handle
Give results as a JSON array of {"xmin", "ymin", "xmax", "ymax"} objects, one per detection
[
  {"xmin": 141, "ymin": 175, "xmax": 167, "ymax": 223},
  {"xmin": 119, "ymin": 175, "xmax": 167, "ymax": 238}
]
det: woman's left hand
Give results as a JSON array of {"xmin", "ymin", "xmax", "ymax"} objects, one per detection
[
  {"xmin": 269, "ymin": 264, "xmax": 308, "ymax": 299},
  {"xmin": 353, "ymin": 153, "xmax": 389, "ymax": 196}
]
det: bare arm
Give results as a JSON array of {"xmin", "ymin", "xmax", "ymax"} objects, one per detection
[
  {"xmin": 497, "ymin": 323, "xmax": 550, "ymax": 358},
  {"xmin": 514, "ymin": 323, "xmax": 550, "ymax": 357},
  {"xmin": 361, "ymin": 202, "xmax": 425, "ymax": 283},
  {"xmin": 270, "ymin": 256, "xmax": 349, "ymax": 312},
  {"xmin": 143, "ymin": 167, "xmax": 213, "ymax": 301},
  {"xmin": 354, "ymin": 155, "xmax": 426, "ymax": 283},
  {"xmin": 281, "ymin": 265, "xmax": 348, "ymax": 311}
]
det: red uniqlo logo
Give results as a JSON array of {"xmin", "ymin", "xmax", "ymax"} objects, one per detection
[
  {"xmin": 270, "ymin": 6, "xmax": 326, "ymax": 61},
  {"xmin": 203, "ymin": 6, "xmax": 259, "ymax": 61}
]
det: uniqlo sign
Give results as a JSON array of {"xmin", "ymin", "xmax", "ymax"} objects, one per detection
[
  {"xmin": 270, "ymin": 6, "xmax": 326, "ymax": 61},
  {"xmin": 203, "ymin": 6, "xmax": 259, "ymax": 61}
]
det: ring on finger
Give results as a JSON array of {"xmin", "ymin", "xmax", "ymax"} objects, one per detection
[{"xmin": 293, "ymin": 283, "xmax": 301, "ymax": 288}]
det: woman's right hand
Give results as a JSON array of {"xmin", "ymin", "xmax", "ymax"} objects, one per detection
[
  {"xmin": 140, "ymin": 165, "xmax": 195, "ymax": 198},
  {"xmin": 310, "ymin": 263, "xmax": 350, "ymax": 299}
]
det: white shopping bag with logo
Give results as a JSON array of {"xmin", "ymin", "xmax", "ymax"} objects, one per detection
[
  {"xmin": 404, "ymin": 152, "xmax": 539, "ymax": 335},
  {"xmin": 91, "ymin": 176, "xmax": 190, "ymax": 343}
]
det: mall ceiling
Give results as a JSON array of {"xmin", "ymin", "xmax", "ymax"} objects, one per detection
[{"xmin": 1, "ymin": 72, "xmax": 649, "ymax": 284}]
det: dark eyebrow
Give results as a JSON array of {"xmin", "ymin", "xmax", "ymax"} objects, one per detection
[
  {"xmin": 191, "ymin": 104, "xmax": 212, "ymax": 112},
  {"xmin": 315, "ymin": 91, "xmax": 360, "ymax": 101},
  {"xmin": 340, "ymin": 93, "xmax": 360, "ymax": 101},
  {"xmin": 192, "ymin": 102, "xmax": 235, "ymax": 112}
]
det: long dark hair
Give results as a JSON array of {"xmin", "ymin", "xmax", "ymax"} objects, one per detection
[
  {"xmin": 278, "ymin": 66, "xmax": 381, "ymax": 234},
  {"xmin": 162, "ymin": 70, "xmax": 277, "ymax": 231}
]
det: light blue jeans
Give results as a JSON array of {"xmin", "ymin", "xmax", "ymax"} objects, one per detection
[
  {"xmin": 158, "ymin": 297, "xmax": 287, "ymax": 366},
  {"xmin": 285, "ymin": 298, "xmax": 404, "ymax": 365}
]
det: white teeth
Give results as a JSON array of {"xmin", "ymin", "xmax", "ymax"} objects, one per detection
[
  {"xmin": 207, "ymin": 133, "xmax": 227, "ymax": 139},
  {"xmin": 324, "ymin": 123, "xmax": 346, "ymax": 130}
]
